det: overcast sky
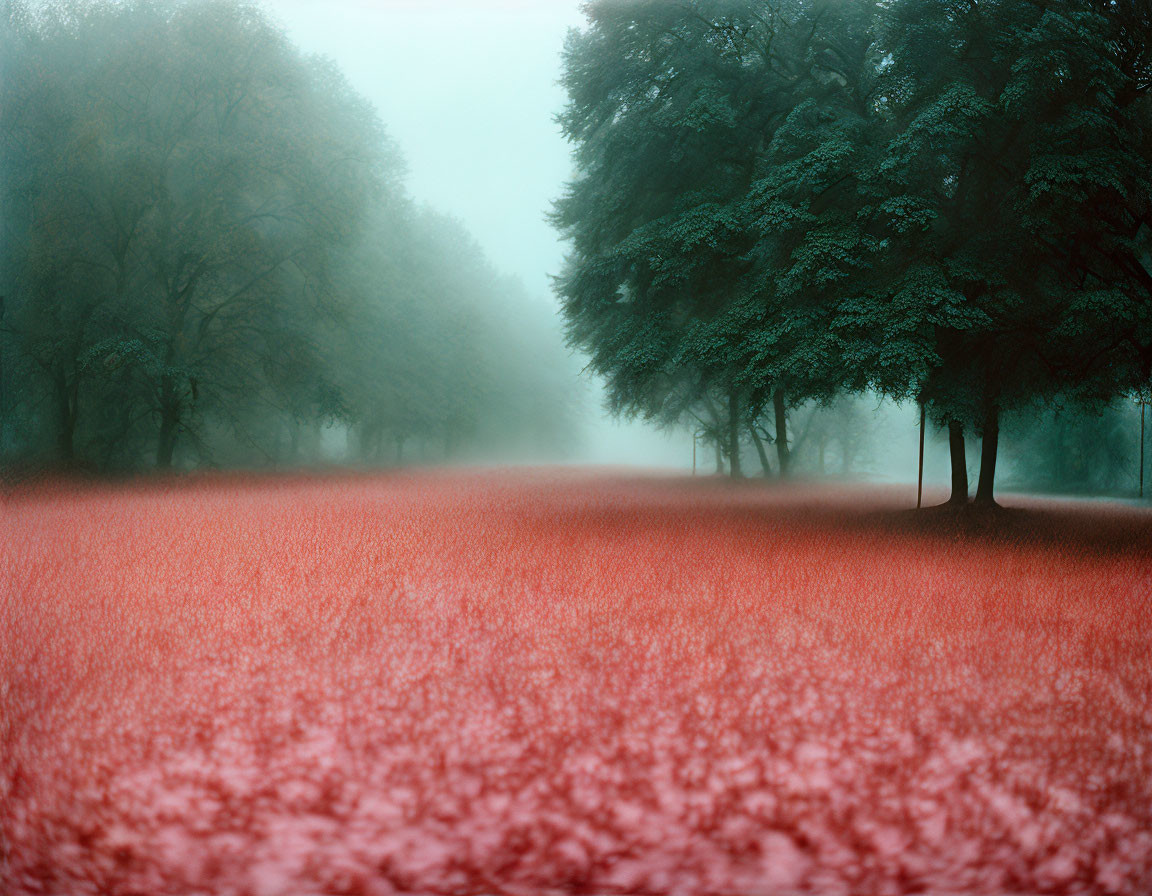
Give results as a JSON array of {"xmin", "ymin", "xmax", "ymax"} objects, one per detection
[
  {"xmin": 275, "ymin": 0, "xmax": 583, "ymax": 302},
  {"xmin": 271, "ymin": 0, "xmax": 697, "ymax": 467}
]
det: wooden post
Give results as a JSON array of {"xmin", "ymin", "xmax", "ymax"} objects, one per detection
[
  {"xmin": 1141, "ymin": 401, "xmax": 1145, "ymax": 499},
  {"xmin": 917, "ymin": 401, "xmax": 926, "ymax": 509}
]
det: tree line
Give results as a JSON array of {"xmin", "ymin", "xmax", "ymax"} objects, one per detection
[
  {"xmin": 553, "ymin": 0, "xmax": 1152, "ymax": 503},
  {"xmin": 0, "ymin": 0, "xmax": 576, "ymax": 473}
]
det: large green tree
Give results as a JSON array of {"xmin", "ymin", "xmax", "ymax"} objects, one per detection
[
  {"xmin": 865, "ymin": 0, "xmax": 1152, "ymax": 504},
  {"xmin": 554, "ymin": 0, "xmax": 882, "ymax": 479},
  {"xmin": 556, "ymin": 0, "xmax": 1152, "ymax": 501}
]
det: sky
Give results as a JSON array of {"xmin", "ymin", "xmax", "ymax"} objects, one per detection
[{"xmin": 271, "ymin": 0, "xmax": 698, "ymax": 468}]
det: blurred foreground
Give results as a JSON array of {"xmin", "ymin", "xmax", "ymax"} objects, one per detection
[{"xmin": 2, "ymin": 471, "xmax": 1151, "ymax": 895}]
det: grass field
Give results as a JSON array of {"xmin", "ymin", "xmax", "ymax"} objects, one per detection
[{"xmin": 2, "ymin": 470, "xmax": 1151, "ymax": 895}]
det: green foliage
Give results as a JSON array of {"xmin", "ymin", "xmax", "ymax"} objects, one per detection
[
  {"xmin": 1002, "ymin": 399, "xmax": 1143, "ymax": 495},
  {"xmin": 554, "ymin": 0, "xmax": 884, "ymax": 446},
  {"xmin": 0, "ymin": 0, "xmax": 578, "ymax": 471},
  {"xmin": 554, "ymin": 0, "xmax": 1152, "ymax": 494}
]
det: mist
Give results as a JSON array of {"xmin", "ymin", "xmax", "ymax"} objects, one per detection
[
  {"xmin": 272, "ymin": 0, "xmax": 701, "ymax": 471},
  {"xmin": 5, "ymin": 3, "xmax": 1152, "ymax": 893},
  {"xmin": 2, "ymin": 0, "xmax": 1150, "ymax": 494}
]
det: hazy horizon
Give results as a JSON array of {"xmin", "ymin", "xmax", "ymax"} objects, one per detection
[{"xmin": 270, "ymin": 0, "xmax": 708, "ymax": 470}]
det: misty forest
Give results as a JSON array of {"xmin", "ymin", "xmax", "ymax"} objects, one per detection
[
  {"xmin": 3, "ymin": 2, "xmax": 1152, "ymax": 895},
  {"xmin": 2, "ymin": 0, "xmax": 1152, "ymax": 497},
  {"xmin": 1, "ymin": 0, "xmax": 578, "ymax": 473}
]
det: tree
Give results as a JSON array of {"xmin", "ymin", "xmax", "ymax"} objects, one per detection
[
  {"xmin": 328, "ymin": 203, "xmax": 579, "ymax": 467},
  {"xmin": 2, "ymin": 0, "xmax": 580, "ymax": 474},
  {"xmin": 553, "ymin": 0, "xmax": 882, "ymax": 479},
  {"xmin": 1, "ymin": 0, "xmax": 394, "ymax": 469},
  {"xmin": 555, "ymin": 0, "xmax": 1152, "ymax": 504},
  {"xmin": 863, "ymin": 0, "xmax": 1152, "ymax": 505},
  {"xmin": 1001, "ymin": 397, "xmax": 1139, "ymax": 496}
]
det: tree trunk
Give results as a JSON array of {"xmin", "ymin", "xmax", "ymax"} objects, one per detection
[
  {"xmin": 714, "ymin": 438, "xmax": 724, "ymax": 475},
  {"xmin": 773, "ymin": 387, "xmax": 791, "ymax": 476},
  {"xmin": 289, "ymin": 421, "xmax": 301, "ymax": 462},
  {"xmin": 1054, "ymin": 412, "xmax": 1067, "ymax": 485},
  {"xmin": 748, "ymin": 423, "xmax": 773, "ymax": 477},
  {"xmin": 156, "ymin": 375, "xmax": 179, "ymax": 469},
  {"xmin": 54, "ymin": 374, "xmax": 76, "ymax": 464},
  {"xmin": 357, "ymin": 423, "xmax": 374, "ymax": 461},
  {"xmin": 156, "ymin": 410, "xmax": 178, "ymax": 469},
  {"xmin": 1140, "ymin": 401, "xmax": 1145, "ymax": 499},
  {"xmin": 974, "ymin": 405, "xmax": 1000, "ymax": 506},
  {"xmin": 307, "ymin": 420, "xmax": 323, "ymax": 463},
  {"xmin": 728, "ymin": 388, "xmax": 742, "ymax": 479},
  {"xmin": 948, "ymin": 420, "xmax": 968, "ymax": 505}
]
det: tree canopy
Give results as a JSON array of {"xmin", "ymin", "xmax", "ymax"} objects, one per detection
[
  {"xmin": 554, "ymin": 0, "xmax": 1152, "ymax": 501},
  {"xmin": 1, "ymin": 0, "xmax": 577, "ymax": 472}
]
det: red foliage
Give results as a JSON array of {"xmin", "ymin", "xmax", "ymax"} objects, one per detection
[{"xmin": 2, "ymin": 471, "xmax": 1151, "ymax": 895}]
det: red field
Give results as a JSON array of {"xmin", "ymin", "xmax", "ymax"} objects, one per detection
[{"xmin": 2, "ymin": 471, "xmax": 1151, "ymax": 896}]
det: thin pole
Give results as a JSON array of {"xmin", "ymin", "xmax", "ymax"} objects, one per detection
[
  {"xmin": 917, "ymin": 401, "xmax": 926, "ymax": 509},
  {"xmin": 0, "ymin": 297, "xmax": 5, "ymax": 458}
]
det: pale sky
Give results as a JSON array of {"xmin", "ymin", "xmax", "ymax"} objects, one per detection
[
  {"xmin": 270, "ymin": 0, "xmax": 697, "ymax": 467},
  {"xmin": 273, "ymin": 0, "xmax": 584, "ymax": 302}
]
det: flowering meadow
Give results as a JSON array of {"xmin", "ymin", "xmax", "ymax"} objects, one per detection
[{"xmin": 2, "ymin": 470, "xmax": 1151, "ymax": 896}]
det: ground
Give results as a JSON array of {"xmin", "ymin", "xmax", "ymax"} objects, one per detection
[{"xmin": 2, "ymin": 470, "xmax": 1151, "ymax": 895}]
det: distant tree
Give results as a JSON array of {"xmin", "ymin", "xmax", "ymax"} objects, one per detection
[
  {"xmin": 333, "ymin": 206, "xmax": 579, "ymax": 467},
  {"xmin": 787, "ymin": 396, "xmax": 879, "ymax": 477},
  {"xmin": 2, "ymin": 0, "xmax": 390, "ymax": 469},
  {"xmin": 1001, "ymin": 398, "xmax": 1139, "ymax": 496},
  {"xmin": 2, "ymin": 0, "xmax": 578, "ymax": 474}
]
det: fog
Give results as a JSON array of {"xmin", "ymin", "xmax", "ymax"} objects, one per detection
[
  {"xmin": 274, "ymin": 0, "xmax": 696, "ymax": 470},
  {"xmin": 2, "ymin": 0, "xmax": 1148, "ymax": 497},
  {"xmin": 267, "ymin": 0, "xmax": 928, "ymax": 480},
  {"xmin": 5, "ymin": 6, "xmax": 1151, "ymax": 892},
  {"xmin": 261, "ymin": 0, "xmax": 1152, "ymax": 492}
]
